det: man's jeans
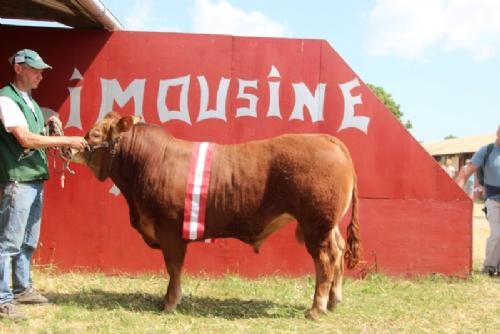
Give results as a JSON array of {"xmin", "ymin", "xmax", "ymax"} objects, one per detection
[{"xmin": 0, "ymin": 181, "xmax": 43, "ymax": 304}]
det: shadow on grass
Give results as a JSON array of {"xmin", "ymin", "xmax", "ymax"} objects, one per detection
[{"xmin": 46, "ymin": 290, "xmax": 304, "ymax": 319}]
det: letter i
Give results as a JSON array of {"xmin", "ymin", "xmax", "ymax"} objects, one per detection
[
  {"xmin": 66, "ymin": 68, "xmax": 84, "ymax": 129},
  {"xmin": 266, "ymin": 65, "xmax": 282, "ymax": 118}
]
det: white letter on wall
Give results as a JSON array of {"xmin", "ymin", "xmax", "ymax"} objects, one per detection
[
  {"xmin": 338, "ymin": 78, "xmax": 369, "ymax": 134},
  {"xmin": 66, "ymin": 67, "xmax": 84, "ymax": 129},
  {"xmin": 158, "ymin": 75, "xmax": 191, "ymax": 124},
  {"xmin": 197, "ymin": 76, "xmax": 230, "ymax": 122},
  {"xmin": 67, "ymin": 87, "xmax": 82, "ymax": 129},
  {"xmin": 236, "ymin": 79, "xmax": 258, "ymax": 118},
  {"xmin": 267, "ymin": 65, "xmax": 282, "ymax": 118},
  {"xmin": 290, "ymin": 83, "xmax": 326, "ymax": 122},
  {"xmin": 99, "ymin": 79, "xmax": 145, "ymax": 121}
]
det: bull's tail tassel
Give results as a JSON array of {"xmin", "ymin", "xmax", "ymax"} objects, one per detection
[{"xmin": 345, "ymin": 179, "xmax": 361, "ymax": 269}]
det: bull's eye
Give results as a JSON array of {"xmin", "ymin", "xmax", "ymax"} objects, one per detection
[{"xmin": 90, "ymin": 129, "xmax": 101, "ymax": 139}]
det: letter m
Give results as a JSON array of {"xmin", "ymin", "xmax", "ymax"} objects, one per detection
[{"xmin": 98, "ymin": 79, "xmax": 145, "ymax": 121}]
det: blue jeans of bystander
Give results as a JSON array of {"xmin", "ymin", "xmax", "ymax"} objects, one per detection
[{"xmin": 0, "ymin": 181, "xmax": 43, "ymax": 304}]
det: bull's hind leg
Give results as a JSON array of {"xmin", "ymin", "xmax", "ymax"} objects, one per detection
[
  {"xmin": 303, "ymin": 233, "xmax": 334, "ymax": 321},
  {"xmin": 158, "ymin": 234, "xmax": 188, "ymax": 313},
  {"xmin": 328, "ymin": 226, "xmax": 345, "ymax": 311}
]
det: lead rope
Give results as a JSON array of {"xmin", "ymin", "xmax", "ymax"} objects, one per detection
[{"xmin": 46, "ymin": 120, "xmax": 75, "ymax": 188}]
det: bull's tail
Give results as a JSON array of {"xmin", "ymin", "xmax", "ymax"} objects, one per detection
[{"xmin": 344, "ymin": 178, "xmax": 361, "ymax": 269}]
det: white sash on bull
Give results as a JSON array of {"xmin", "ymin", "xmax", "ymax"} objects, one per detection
[{"xmin": 183, "ymin": 142, "xmax": 215, "ymax": 243}]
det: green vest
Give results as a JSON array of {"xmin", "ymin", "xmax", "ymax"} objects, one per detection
[{"xmin": 0, "ymin": 84, "xmax": 49, "ymax": 182}]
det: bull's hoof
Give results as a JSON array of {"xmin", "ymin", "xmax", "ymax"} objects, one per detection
[
  {"xmin": 327, "ymin": 298, "xmax": 341, "ymax": 311},
  {"xmin": 304, "ymin": 308, "xmax": 325, "ymax": 321},
  {"xmin": 163, "ymin": 303, "xmax": 178, "ymax": 313},
  {"xmin": 327, "ymin": 302, "xmax": 335, "ymax": 311}
]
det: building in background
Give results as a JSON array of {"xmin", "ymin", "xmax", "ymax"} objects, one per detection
[{"xmin": 422, "ymin": 133, "xmax": 496, "ymax": 172}]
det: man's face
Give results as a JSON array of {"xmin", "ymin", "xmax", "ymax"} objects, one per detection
[{"xmin": 14, "ymin": 63, "xmax": 44, "ymax": 90}]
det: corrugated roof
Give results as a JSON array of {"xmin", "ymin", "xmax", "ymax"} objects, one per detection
[
  {"xmin": 421, "ymin": 133, "xmax": 496, "ymax": 156},
  {"xmin": 0, "ymin": 0, "xmax": 123, "ymax": 31}
]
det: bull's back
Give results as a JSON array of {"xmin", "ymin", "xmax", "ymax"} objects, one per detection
[{"xmin": 205, "ymin": 133, "xmax": 355, "ymax": 235}]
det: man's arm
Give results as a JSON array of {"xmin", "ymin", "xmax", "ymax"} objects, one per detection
[
  {"xmin": 9, "ymin": 125, "xmax": 86, "ymax": 150},
  {"xmin": 455, "ymin": 163, "xmax": 478, "ymax": 187},
  {"xmin": 1, "ymin": 95, "xmax": 86, "ymax": 151}
]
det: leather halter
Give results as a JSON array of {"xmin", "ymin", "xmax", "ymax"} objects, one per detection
[
  {"xmin": 84, "ymin": 136, "xmax": 121, "ymax": 180},
  {"xmin": 85, "ymin": 136, "xmax": 121, "ymax": 158}
]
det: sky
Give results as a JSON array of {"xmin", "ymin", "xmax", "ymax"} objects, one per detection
[{"xmin": 4, "ymin": 0, "xmax": 499, "ymax": 142}]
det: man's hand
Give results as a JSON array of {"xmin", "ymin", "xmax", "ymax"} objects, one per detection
[
  {"xmin": 455, "ymin": 163, "xmax": 478, "ymax": 188},
  {"xmin": 66, "ymin": 136, "xmax": 87, "ymax": 151},
  {"xmin": 44, "ymin": 116, "xmax": 86, "ymax": 151}
]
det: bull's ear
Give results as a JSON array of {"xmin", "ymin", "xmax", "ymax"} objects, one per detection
[{"xmin": 115, "ymin": 116, "xmax": 141, "ymax": 134}]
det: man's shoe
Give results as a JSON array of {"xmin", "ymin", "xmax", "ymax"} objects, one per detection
[
  {"xmin": 14, "ymin": 288, "xmax": 49, "ymax": 304},
  {"xmin": 0, "ymin": 303, "xmax": 27, "ymax": 321},
  {"xmin": 483, "ymin": 266, "xmax": 498, "ymax": 277}
]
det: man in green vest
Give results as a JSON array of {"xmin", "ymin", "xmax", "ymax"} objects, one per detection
[{"xmin": 0, "ymin": 49, "xmax": 87, "ymax": 320}]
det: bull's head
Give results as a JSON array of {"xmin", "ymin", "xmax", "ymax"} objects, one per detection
[{"xmin": 72, "ymin": 111, "xmax": 141, "ymax": 181}]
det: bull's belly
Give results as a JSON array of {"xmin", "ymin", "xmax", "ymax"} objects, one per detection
[{"xmin": 251, "ymin": 213, "xmax": 295, "ymax": 253}]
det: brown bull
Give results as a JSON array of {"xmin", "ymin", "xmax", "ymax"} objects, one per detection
[{"xmin": 72, "ymin": 111, "xmax": 360, "ymax": 320}]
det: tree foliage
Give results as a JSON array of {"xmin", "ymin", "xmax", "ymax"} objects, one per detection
[{"xmin": 367, "ymin": 83, "xmax": 413, "ymax": 129}]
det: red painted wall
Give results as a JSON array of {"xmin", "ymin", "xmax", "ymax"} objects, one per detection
[{"xmin": 0, "ymin": 25, "xmax": 472, "ymax": 278}]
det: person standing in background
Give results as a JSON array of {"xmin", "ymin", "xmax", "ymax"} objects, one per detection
[
  {"xmin": 456, "ymin": 126, "xmax": 500, "ymax": 276},
  {"xmin": 444, "ymin": 158, "xmax": 456, "ymax": 178},
  {"xmin": 459, "ymin": 159, "xmax": 475, "ymax": 199}
]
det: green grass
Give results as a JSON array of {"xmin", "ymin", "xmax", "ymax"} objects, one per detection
[
  {"xmin": 1, "ymin": 203, "xmax": 499, "ymax": 333},
  {"xmin": 1, "ymin": 268, "xmax": 499, "ymax": 334}
]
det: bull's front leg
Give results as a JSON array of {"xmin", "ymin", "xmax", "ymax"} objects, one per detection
[{"xmin": 158, "ymin": 233, "xmax": 188, "ymax": 312}]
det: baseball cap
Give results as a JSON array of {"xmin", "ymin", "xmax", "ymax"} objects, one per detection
[{"xmin": 8, "ymin": 49, "xmax": 52, "ymax": 70}]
